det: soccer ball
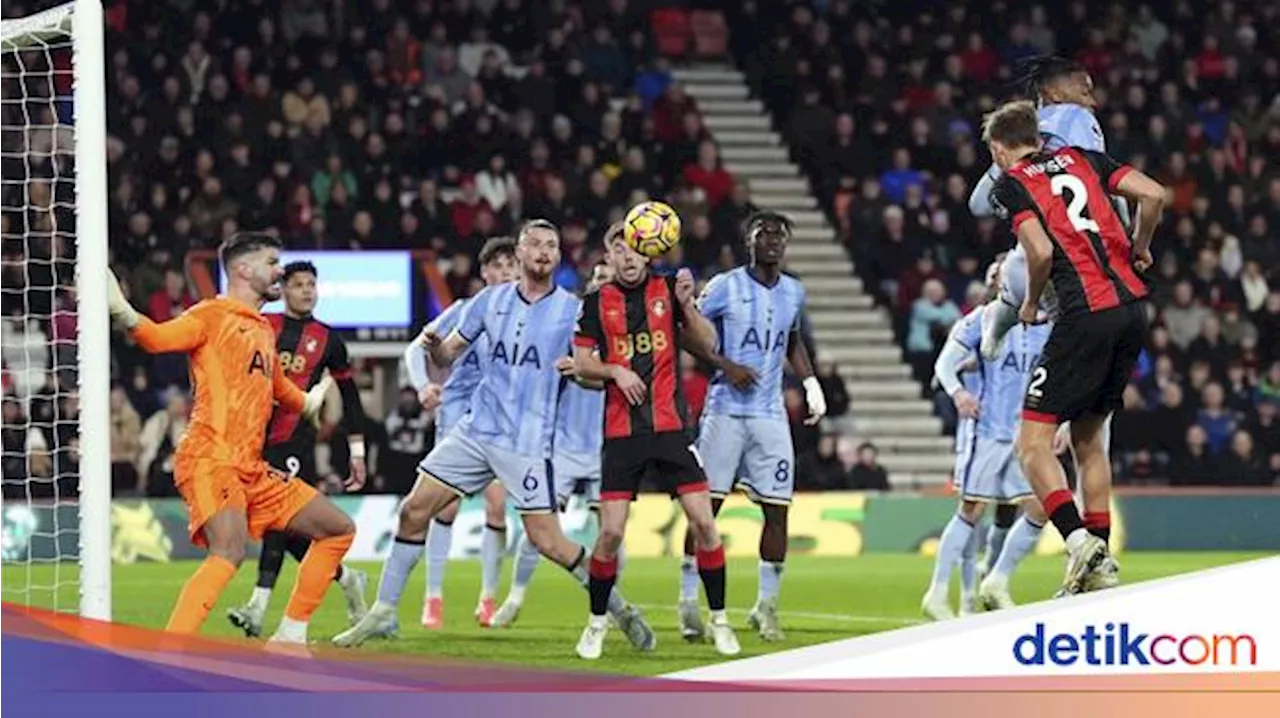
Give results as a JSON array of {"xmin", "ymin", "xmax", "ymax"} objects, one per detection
[{"xmin": 622, "ymin": 201, "xmax": 682, "ymax": 257}]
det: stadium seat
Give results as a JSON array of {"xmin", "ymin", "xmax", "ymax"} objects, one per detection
[
  {"xmin": 689, "ymin": 11, "xmax": 728, "ymax": 59},
  {"xmin": 651, "ymin": 8, "xmax": 691, "ymax": 58}
]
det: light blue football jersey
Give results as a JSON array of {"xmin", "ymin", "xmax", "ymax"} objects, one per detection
[
  {"xmin": 953, "ymin": 308, "xmax": 1052, "ymax": 442},
  {"xmin": 972, "ymin": 103, "xmax": 1106, "ymax": 217},
  {"xmin": 454, "ymin": 282, "xmax": 581, "ymax": 457},
  {"xmin": 555, "ymin": 379, "xmax": 604, "ymax": 457},
  {"xmin": 698, "ymin": 267, "xmax": 806, "ymax": 419},
  {"xmin": 1037, "ymin": 103, "xmax": 1106, "ymax": 152},
  {"xmin": 426, "ymin": 298, "xmax": 487, "ymax": 435}
]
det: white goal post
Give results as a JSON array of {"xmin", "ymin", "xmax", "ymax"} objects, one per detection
[{"xmin": 1, "ymin": 0, "xmax": 110, "ymax": 620}]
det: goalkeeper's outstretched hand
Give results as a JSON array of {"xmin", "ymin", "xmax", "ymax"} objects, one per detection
[{"xmin": 106, "ymin": 269, "xmax": 140, "ymax": 329}]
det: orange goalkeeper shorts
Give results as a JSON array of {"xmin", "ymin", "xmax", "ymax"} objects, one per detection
[{"xmin": 174, "ymin": 455, "xmax": 318, "ymax": 548}]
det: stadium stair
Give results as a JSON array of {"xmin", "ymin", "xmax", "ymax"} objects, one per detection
[{"xmin": 673, "ymin": 65, "xmax": 954, "ymax": 488}]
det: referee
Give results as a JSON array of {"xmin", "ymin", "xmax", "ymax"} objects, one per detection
[{"xmin": 227, "ymin": 260, "xmax": 370, "ymax": 637}]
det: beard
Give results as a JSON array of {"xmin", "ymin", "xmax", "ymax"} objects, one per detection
[
  {"xmin": 256, "ymin": 277, "xmax": 282, "ymax": 302},
  {"xmin": 523, "ymin": 262, "xmax": 553, "ymax": 282}
]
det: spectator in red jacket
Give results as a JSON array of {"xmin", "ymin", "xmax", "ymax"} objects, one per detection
[
  {"xmin": 449, "ymin": 176, "xmax": 492, "ymax": 241},
  {"xmin": 682, "ymin": 140, "xmax": 735, "ymax": 208},
  {"xmin": 652, "ymin": 82, "xmax": 699, "ymax": 144},
  {"xmin": 146, "ymin": 268, "xmax": 194, "ymax": 322}
]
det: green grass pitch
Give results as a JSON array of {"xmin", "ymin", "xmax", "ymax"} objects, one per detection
[{"xmin": 2, "ymin": 553, "xmax": 1263, "ymax": 676}]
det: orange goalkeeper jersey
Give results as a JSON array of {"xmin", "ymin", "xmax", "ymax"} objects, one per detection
[{"xmin": 130, "ymin": 297, "xmax": 307, "ymax": 473}]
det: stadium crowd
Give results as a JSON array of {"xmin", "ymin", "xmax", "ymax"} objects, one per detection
[
  {"xmin": 723, "ymin": 0, "xmax": 1279, "ymax": 486},
  {"xmin": 1, "ymin": 0, "xmax": 1276, "ymax": 499}
]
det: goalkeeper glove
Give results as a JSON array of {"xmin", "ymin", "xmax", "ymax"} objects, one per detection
[
  {"xmin": 802, "ymin": 376, "xmax": 827, "ymax": 426},
  {"xmin": 301, "ymin": 374, "xmax": 332, "ymax": 427},
  {"xmin": 106, "ymin": 269, "xmax": 140, "ymax": 329}
]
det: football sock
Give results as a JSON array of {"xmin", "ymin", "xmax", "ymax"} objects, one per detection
[
  {"xmin": 284, "ymin": 532, "xmax": 353, "ymax": 622},
  {"xmin": 509, "ymin": 531, "xmax": 541, "ymax": 603},
  {"xmin": 425, "ymin": 519, "xmax": 452, "ymax": 599},
  {"xmin": 283, "ymin": 533, "xmax": 343, "ymax": 582},
  {"xmin": 480, "ymin": 523, "xmax": 506, "ymax": 600},
  {"xmin": 1084, "ymin": 511, "xmax": 1111, "ymax": 545},
  {"xmin": 378, "ymin": 536, "xmax": 424, "ymax": 607},
  {"xmin": 984, "ymin": 503, "xmax": 1018, "ymax": 573},
  {"xmin": 588, "ymin": 555, "xmax": 617, "ymax": 617},
  {"xmin": 697, "ymin": 544, "xmax": 727, "ymax": 611},
  {"xmin": 256, "ymin": 530, "xmax": 288, "ymax": 591},
  {"xmin": 566, "ymin": 546, "xmax": 626, "ymax": 615},
  {"xmin": 757, "ymin": 560, "xmax": 784, "ymax": 603},
  {"xmin": 272, "ymin": 615, "xmax": 308, "ymax": 643},
  {"xmin": 679, "ymin": 554, "xmax": 699, "ymax": 601},
  {"xmin": 929, "ymin": 514, "xmax": 974, "ymax": 594},
  {"xmin": 983, "ymin": 525, "xmax": 1009, "ymax": 575},
  {"xmin": 166, "ymin": 555, "xmax": 237, "ymax": 633},
  {"xmin": 1043, "ymin": 489, "xmax": 1086, "ymax": 540},
  {"xmin": 992, "ymin": 515, "xmax": 1044, "ymax": 580},
  {"xmin": 960, "ymin": 522, "xmax": 979, "ymax": 602}
]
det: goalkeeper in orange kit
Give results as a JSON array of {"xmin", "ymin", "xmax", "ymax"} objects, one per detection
[{"xmin": 107, "ymin": 232, "xmax": 360, "ymax": 645}]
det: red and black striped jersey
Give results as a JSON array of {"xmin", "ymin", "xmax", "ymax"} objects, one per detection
[
  {"xmin": 264, "ymin": 313, "xmax": 355, "ymax": 447},
  {"xmin": 575, "ymin": 274, "xmax": 690, "ymax": 440},
  {"xmin": 992, "ymin": 147, "xmax": 1149, "ymax": 318}
]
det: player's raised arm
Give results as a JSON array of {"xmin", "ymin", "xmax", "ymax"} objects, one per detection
[
  {"xmin": 968, "ymin": 164, "xmax": 1005, "ymax": 218},
  {"xmin": 423, "ymin": 328, "xmax": 471, "ymax": 367},
  {"xmin": 671, "ymin": 269, "xmax": 716, "ymax": 357},
  {"xmin": 109, "ymin": 270, "xmax": 208, "ymax": 353},
  {"xmin": 413, "ymin": 300, "xmax": 467, "ymax": 381},
  {"xmin": 426, "ymin": 288, "xmax": 491, "ymax": 366},
  {"xmin": 1081, "ymin": 149, "xmax": 1166, "ymax": 270}
]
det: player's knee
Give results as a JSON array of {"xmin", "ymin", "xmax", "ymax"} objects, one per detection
[
  {"xmin": 398, "ymin": 494, "xmax": 435, "ymax": 533},
  {"xmin": 208, "ymin": 540, "xmax": 247, "ymax": 567},
  {"xmin": 437, "ymin": 498, "xmax": 461, "ymax": 523},
  {"xmin": 331, "ymin": 514, "xmax": 356, "ymax": 537},
  {"xmin": 1073, "ymin": 435, "xmax": 1106, "ymax": 465},
  {"xmin": 484, "ymin": 503, "xmax": 507, "ymax": 528},
  {"xmin": 958, "ymin": 499, "xmax": 984, "ymax": 522},
  {"xmin": 521, "ymin": 518, "xmax": 559, "ymax": 557}
]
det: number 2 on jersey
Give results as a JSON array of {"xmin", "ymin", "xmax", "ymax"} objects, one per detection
[
  {"xmin": 1026, "ymin": 367, "xmax": 1048, "ymax": 398},
  {"xmin": 1051, "ymin": 174, "xmax": 1101, "ymax": 234}
]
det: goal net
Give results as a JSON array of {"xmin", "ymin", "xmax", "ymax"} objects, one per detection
[{"xmin": 1, "ymin": 0, "xmax": 110, "ymax": 620}]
